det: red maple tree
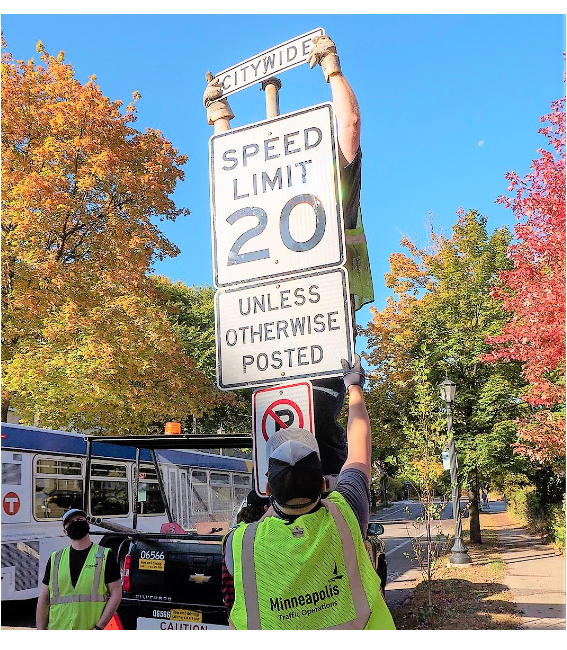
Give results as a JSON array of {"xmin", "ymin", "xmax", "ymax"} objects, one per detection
[{"xmin": 484, "ymin": 93, "xmax": 566, "ymax": 467}]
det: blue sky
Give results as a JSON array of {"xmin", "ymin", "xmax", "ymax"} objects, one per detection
[{"xmin": 2, "ymin": 11, "xmax": 565, "ymax": 341}]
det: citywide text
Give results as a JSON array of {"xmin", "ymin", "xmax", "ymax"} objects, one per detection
[{"xmin": 217, "ymin": 35, "xmax": 314, "ymax": 93}]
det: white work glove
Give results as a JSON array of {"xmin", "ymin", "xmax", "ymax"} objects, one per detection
[
  {"xmin": 203, "ymin": 71, "xmax": 234, "ymax": 126},
  {"xmin": 341, "ymin": 353, "xmax": 366, "ymax": 390},
  {"xmin": 308, "ymin": 35, "xmax": 342, "ymax": 82}
]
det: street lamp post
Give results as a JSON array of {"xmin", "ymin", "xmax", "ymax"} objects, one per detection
[{"xmin": 439, "ymin": 376, "xmax": 472, "ymax": 565}]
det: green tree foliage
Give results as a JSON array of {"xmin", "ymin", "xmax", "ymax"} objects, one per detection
[
  {"xmin": 396, "ymin": 354, "xmax": 446, "ymax": 493},
  {"xmin": 364, "ymin": 210, "xmax": 528, "ymax": 542},
  {"xmin": 152, "ymin": 277, "xmax": 251, "ymax": 435},
  {"xmin": 152, "ymin": 279, "xmax": 217, "ymax": 381}
]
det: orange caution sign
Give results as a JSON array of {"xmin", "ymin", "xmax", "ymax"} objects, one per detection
[{"xmin": 104, "ymin": 614, "xmax": 124, "ymax": 630}]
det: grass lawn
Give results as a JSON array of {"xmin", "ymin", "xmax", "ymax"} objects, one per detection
[{"xmin": 392, "ymin": 526, "xmax": 523, "ymax": 630}]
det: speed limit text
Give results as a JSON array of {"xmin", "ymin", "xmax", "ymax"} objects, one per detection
[{"xmin": 221, "ymin": 127, "xmax": 322, "ymax": 199}]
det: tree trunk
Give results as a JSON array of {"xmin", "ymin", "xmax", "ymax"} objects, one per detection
[
  {"xmin": 468, "ymin": 467, "xmax": 482, "ymax": 543},
  {"xmin": 381, "ymin": 476, "xmax": 388, "ymax": 507},
  {"xmin": 1, "ymin": 394, "xmax": 10, "ymax": 422},
  {"xmin": 370, "ymin": 488, "xmax": 377, "ymax": 510}
]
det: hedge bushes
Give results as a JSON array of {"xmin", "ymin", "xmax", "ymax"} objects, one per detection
[
  {"xmin": 507, "ymin": 486, "xmax": 566, "ymax": 553},
  {"xmin": 549, "ymin": 500, "xmax": 566, "ymax": 552}
]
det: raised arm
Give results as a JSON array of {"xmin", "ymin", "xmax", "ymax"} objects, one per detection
[
  {"xmin": 340, "ymin": 355, "xmax": 371, "ymax": 479},
  {"xmin": 309, "ymin": 35, "xmax": 361, "ymax": 163},
  {"xmin": 329, "ymin": 74, "xmax": 360, "ymax": 163}
]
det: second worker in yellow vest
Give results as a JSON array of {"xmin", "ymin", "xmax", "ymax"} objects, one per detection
[{"xmin": 36, "ymin": 508, "xmax": 122, "ymax": 630}]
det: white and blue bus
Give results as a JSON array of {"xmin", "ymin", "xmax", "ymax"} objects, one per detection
[{"xmin": 1, "ymin": 422, "xmax": 253, "ymax": 601}]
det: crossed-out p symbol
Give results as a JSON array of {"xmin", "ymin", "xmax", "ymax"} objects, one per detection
[{"xmin": 261, "ymin": 399, "xmax": 305, "ymax": 441}]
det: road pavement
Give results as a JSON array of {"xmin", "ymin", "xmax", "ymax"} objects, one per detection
[{"xmin": 372, "ymin": 499, "xmax": 465, "ymax": 612}]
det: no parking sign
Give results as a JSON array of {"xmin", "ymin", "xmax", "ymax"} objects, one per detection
[{"xmin": 252, "ymin": 381, "xmax": 314, "ymax": 496}]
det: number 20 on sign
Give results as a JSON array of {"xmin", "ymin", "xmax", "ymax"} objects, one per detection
[{"xmin": 209, "ymin": 103, "xmax": 345, "ymax": 288}]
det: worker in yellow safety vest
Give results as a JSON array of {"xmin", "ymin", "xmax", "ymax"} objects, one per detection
[
  {"xmin": 222, "ymin": 355, "xmax": 396, "ymax": 630},
  {"xmin": 36, "ymin": 509, "xmax": 122, "ymax": 630}
]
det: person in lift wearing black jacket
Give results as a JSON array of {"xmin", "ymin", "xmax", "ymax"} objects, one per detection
[{"xmin": 203, "ymin": 33, "xmax": 375, "ymax": 480}]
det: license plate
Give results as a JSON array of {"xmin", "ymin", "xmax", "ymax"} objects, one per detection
[
  {"xmin": 137, "ymin": 618, "xmax": 228, "ymax": 631},
  {"xmin": 138, "ymin": 558, "xmax": 165, "ymax": 571},
  {"xmin": 171, "ymin": 609, "xmax": 202, "ymax": 623}
]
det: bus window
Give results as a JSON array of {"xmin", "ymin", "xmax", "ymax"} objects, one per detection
[
  {"xmin": 233, "ymin": 473, "xmax": 252, "ymax": 504},
  {"xmin": 210, "ymin": 472, "xmax": 231, "ymax": 513},
  {"xmin": 179, "ymin": 469, "xmax": 189, "ymax": 529},
  {"xmin": 2, "ymin": 462, "xmax": 22, "ymax": 485},
  {"xmin": 90, "ymin": 462, "xmax": 129, "ymax": 517},
  {"xmin": 136, "ymin": 464, "xmax": 165, "ymax": 515},
  {"xmin": 190, "ymin": 470, "xmax": 210, "ymax": 514},
  {"xmin": 34, "ymin": 456, "xmax": 83, "ymax": 520}
]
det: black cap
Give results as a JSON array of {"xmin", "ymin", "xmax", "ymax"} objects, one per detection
[
  {"xmin": 246, "ymin": 489, "xmax": 270, "ymax": 508},
  {"xmin": 62, "ymin": 508, "xmax": 87, "ymax": 526},
  {"xmin": 266, "ymin": 428, "xmax": 323, "ymax": 507}
]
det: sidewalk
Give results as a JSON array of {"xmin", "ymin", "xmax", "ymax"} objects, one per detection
[{"xmin": 480, "ymin": 500, "xmax": 566, "ymax": 630}]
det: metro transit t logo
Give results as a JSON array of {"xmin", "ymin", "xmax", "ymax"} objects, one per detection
[{"xmin": 3, "ymin": 492, "xmax": 20, "ymax": 515}]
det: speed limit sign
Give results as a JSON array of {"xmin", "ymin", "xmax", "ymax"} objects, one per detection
[{"xmin": 209, "ymin": 103, "xmax": 345, "ymax": 288}]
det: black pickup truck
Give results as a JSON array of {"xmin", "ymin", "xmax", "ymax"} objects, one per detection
[
  {"xmin": 119, "ymin": 535, "xmax": 228, "ymax": 630},
  {"xmin": 85, "ymin": 433, "xmax": 388, "ymax": 630},
  {"xmin": 84, "ymin": 433, "xmax": 252, "ymax": 630}
]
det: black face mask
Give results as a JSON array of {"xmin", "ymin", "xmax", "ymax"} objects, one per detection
[{"xmin": 65, "ymin": 519, "xmax": 90, "ymax": 540}]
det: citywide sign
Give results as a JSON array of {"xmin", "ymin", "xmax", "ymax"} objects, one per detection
[
  {"xmin": 215, "ymin": 268, "xmax": 354, "ymax": 390},
  {"xmin": 209, "ymin": 103, "xmax": 346, "ymax": 288},
  {"xmin": 214, "ymin": 28, "xmax": 324, "ymax": 98}
]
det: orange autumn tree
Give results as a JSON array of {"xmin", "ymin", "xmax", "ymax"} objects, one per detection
[{"xmin": 1, "ymin": 40, "xmax": 215, "ymax": 433}]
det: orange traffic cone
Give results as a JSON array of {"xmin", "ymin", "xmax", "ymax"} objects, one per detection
[{"xmin": 104, "ymin": 614, "xmax": 124, "ymax": 630}]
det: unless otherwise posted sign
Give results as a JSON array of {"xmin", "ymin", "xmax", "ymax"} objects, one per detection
[{"xmin": 215, "ymin": 267, "xmax": 354, "ymax": 390}]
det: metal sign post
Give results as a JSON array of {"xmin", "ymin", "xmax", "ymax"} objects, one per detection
[{"xmin": 261, "ymin": 77, "xmax": 281, "ymax": 119}]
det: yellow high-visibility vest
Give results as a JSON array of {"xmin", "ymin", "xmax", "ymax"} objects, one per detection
[
  {"xmin": 229, "ymin": 491, "xmax": 395, "ymax": 630},
  {"xmin": 48, "ymin": 544, "xmax": 109, "ymax": 630}
]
